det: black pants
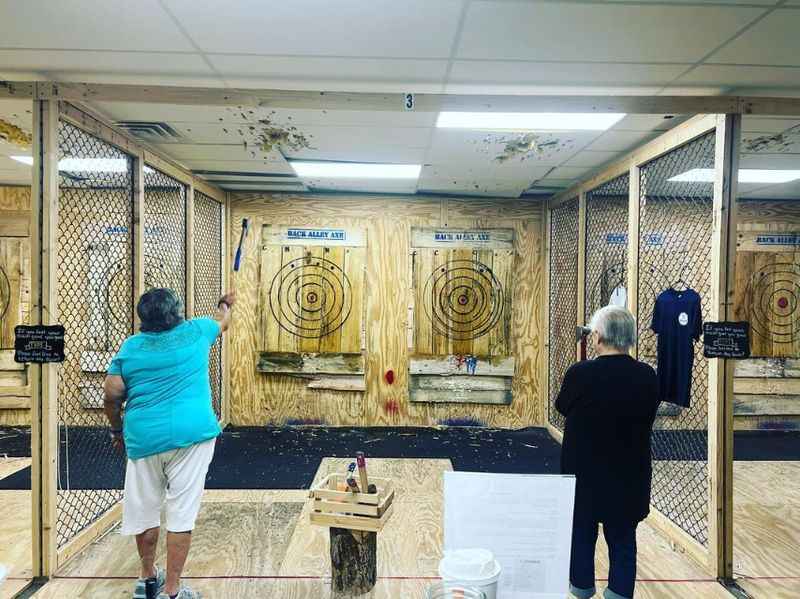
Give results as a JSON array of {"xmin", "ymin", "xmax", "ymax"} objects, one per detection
[{"xmin": 570, "ymin": 517, "xmax": 638, "ymax": 598}]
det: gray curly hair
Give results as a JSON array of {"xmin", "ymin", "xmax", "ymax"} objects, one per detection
[{"xmin": 137, "ymin": 288, "xmax": 184, "ymax": 332}]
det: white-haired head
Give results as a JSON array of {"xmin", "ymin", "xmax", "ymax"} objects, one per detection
[{"xmin": 589, "ymin": 305, "xmax": 637, "ymax": 352}]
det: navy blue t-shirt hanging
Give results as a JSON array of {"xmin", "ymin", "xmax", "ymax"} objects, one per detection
[{"xmin": 651, "ymin": 287, "xmax": 702, "ymax": 407}]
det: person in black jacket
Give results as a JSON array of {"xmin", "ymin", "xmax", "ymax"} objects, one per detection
[{"xmin": 557, "ymin": 305, "xmax": 659, "ymax": 599}]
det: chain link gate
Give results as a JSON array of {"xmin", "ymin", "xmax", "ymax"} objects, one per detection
[
  {"xmin": 637, "ymin": 131, "xmax": 716, "ymax": 547},
  {"xmin": 548, "ymin": 198, "xmax": 580, "ymax": 431},
  {"xmin": 144, "ymin": 169, "xmax": 187, "ymax": 308},
  {"xmin": 193, "ymin": 192, "xmax": 224, "ymax": 419},
  {"xmin": 584, "ymin": 174, "xmax": 630, "ymax": 359},
  {"xmin": 56, "ymin": 121, "xmax": 133, "ymax": 548}
]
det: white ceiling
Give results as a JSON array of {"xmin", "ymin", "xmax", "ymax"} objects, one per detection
[
  {"xmin": 2, "ymin": 0, "xmax": 800, "ymax": 94},
  {"xmin": 1, "ymin": 1, "xmax": 800, "ymax": 197}
]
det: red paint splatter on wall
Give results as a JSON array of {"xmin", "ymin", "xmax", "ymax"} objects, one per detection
[
  {"xmin": 383, "ymin": 399, "xmax": 399, "ymax": 414},
  {"xmin": 385, "ymin": 370, "xmax": 395, "ymax": 384}
]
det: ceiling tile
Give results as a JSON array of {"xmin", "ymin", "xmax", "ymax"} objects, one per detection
[
  {"xmin": 417, "ymin": 177, "xmax": 527, "ymax": 198},
  {"xmin": 303, "ymin": 177, "xmax": 418, "ymax": 194},
  {"xmin": 210, "ymin": 56, "xmax": 447, "ymax": 90},
  {"xmin": 547, "ymin": 166, "xmax": 594, "ymax": 181},
  {"xmin": 710, "ymin": 10, "xmax": 800, "ymax": 66},
  {"xmin": 0, "ymin": 0, "xmax": 194, "ymax": 51},
  {"xmin": 458, "ymin": 2, "xmax": 762, "ymax": 62},
  {"xmin": 586, "ymin": 130, "xmax": 661, "ymax": 153},
  {"xmin": 741, "ymin": 116, "xmax": 800, "ymax": 133},
  {"xmin": 168, "ymin": 0, "xmax": 464, "ymax": 57},
  {"xmin": 426, "ymin": 129, "xmax": 599, "ymax": 170},
  {"xmin": 561, "ymin": 150, "xmax": 620, "ymax": 169},
  {"xmin": 151, "ymin": 142, "xmax": 284, "ymax": 163},
  {"xmin": 0, "ymin": 50, "xmax": 212, "ymax": 75},
  {"xmin": 676, "ymin": 65, "xmax": 800, "ymax": 88},
  {"xmin": 612, "ymin": 115, "xmax": 688, "ymax": 132},
  {"xmin": 185, "ymin": 160, "xmax": 295, "ymax": 175},
  {"xmin": 448, "ymin": 61, "xmax": 687, "ymax": 87}
]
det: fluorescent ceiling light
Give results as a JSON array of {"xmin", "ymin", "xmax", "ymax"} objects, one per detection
[
  {"xmin": 669, "ymin": 169, "xmax": 800, "ymax": 184},
  {"xmin": 12, "ymin": 155, "xmax": 153, "ymax": 174},
  {"xmin": 291, "ymin": 161, "xmax": 421, "ymax": 179},
  {"xmin": 436, "ymin": 112, "xmax": 626, "ymax": 131}
]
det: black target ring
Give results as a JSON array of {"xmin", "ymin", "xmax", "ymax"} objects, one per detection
[
  {"xmin": 746, "ymin": 262, "xmax": 800, "ymax": 343},
  {"xmin": 269, "ymin": 257, "xmax": 352, "ymax": 339},
  {"xmin": 0, "ymin": 266, "xmax": 10, "ymax": 325},
  {"xmin": 423, "ymin": 259, "xmax": 504, "ymax": 340}
]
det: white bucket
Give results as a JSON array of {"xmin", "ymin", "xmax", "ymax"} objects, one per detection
[{"xmin": 438, "ymin": 549, "xmax": 501, "ymax": 599}]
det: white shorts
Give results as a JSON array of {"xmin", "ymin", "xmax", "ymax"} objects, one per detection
[{"xmin": 121, "ymin": 438, "xmax": 216, "ymax": 536}]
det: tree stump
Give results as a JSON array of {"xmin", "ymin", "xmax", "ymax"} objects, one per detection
[{"xmin": 329, "ymin": 527, "xmax": 377, "ymax": 596}]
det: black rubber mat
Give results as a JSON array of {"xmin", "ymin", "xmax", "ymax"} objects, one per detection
[
  {"xmin": 0, "ymin": 425, "xmax": 561, "ymax": 491},
  {"xmin": 1, "ymin": 426, "xmax": 798, "ymax": 491}
]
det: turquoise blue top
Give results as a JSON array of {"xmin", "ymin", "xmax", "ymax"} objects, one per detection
[{"xmin": 108, "ymin": 318, "xmax": 222, "ymax": 460}]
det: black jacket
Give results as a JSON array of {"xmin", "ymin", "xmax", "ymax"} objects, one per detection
[{"xmin": 556, "ymin": 354, "xmax": 659, "ymax": 524}]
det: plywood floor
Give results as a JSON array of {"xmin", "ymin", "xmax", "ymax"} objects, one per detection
[
  {"xmin": 0, "ymin": 456, "xmax": 791, "ymax": 598},
  {"xmin": 734, "ymin": 461, "xmax": 800, "ymax": 599},
  {"xmin": 23, "ymin": 457, "xmax": 736, "ymax": 598},
  {"xmin": 0, "ymin": 457, "xmax": 32, "ymax": 599}
]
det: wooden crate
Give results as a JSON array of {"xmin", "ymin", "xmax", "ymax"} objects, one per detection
[{"xmin": 309, "ymin": 474, "xmax": 395, "ymax": 533}]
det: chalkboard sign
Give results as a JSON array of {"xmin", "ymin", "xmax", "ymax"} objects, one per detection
[
  {"xmin": 703, "ymin": 321, "xmax": 750, "ymax": 359},
  {"xmin": 14, "ymin": 325, "xmax": 66, "ymax": 364}
]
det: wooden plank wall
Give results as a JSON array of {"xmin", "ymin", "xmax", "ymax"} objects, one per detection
[
  {"xmin": 227, "ymin": 193, "xmax": 545, "ymax": 427},
  {"xmin": 734, "ymin": 200, "xmax": 800, "ymax": 430},
  {"xmin": 0, "ymin": 185, "xmax": 32, "ymax": 426}
]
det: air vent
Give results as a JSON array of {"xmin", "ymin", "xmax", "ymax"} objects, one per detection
[{"xmin": 115, "ymin": 121, "xmax": 181, "ymax": 140}]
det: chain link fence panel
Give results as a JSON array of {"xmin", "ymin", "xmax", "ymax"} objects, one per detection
[
  {"xmin": 193, "ymin": 192, "xmax": 224, "ymax": 419},
  {"xmin": 56, "ymin": 121, "xmax": 133, "ymax": 548},
  {"xmin": 584, "ymin": 174, "xmax": 630, "ymax": 359},
  {"xmin": 638, "ymin": 131, "xmax": 716, "ymax": 547},
  {"xmin": 548, "ymin": 198, "xmax": 580, "ymax": 431},
  {"xmin": 144, "ymin": 169, "xmax": 187, "ymax": 310}
]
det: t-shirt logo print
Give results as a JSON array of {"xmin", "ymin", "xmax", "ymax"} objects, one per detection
[{"xmin": 678, "ymin": 312, "xmax": 689, "ymax": 326}]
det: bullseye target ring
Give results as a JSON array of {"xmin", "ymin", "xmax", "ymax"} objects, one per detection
[
  {"xmin": 746, "ymin": 262, "xmax": 800, "ymax": 343},
  {"xmin": 0, "ymin": 266, "xmax": 10, "ymax": 324},
  {"xmin": 423, "ymin": 259, "xmax": 504, "ymax": 340},
  {"xmin": 269, "ymin": 257, "xmax": 352, "ymax": 339}
]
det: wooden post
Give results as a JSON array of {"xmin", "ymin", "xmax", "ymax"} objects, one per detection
[
  {"xmin": 576, "ymin": 192, "xmax": 587, "ymax": 361},
  {"xmin": 708, "ymin": 113, "xmax": 740, "ymax": 580},
  {"xmin": 542, "ymin": 205, "xmax": 552, "ymax": 427},
  {"xmin": 185, "ymin": 183, "xmax": 195, "ymax": 318},
  {"xmin": 30, "ymin": 97, "xmax": 59, "ymax": 576},
  {"xmin": 627, "ymin": 165, "xmax": 641, "ymax": 359},
  {"xmin": 221, "ymin": 193, "xmax": 232, "ymax": 426},
  {"xmin": 329, "ymin": 527, "xmax": 377, "ymax": 596},
  {"xmin": 132, "ymin": 155, "xmax": 145, "ymax": 329}
]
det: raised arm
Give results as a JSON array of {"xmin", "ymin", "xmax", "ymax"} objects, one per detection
[{"xmin": 214, "ymin": 291, "xmax": 236, "ymax": 333}]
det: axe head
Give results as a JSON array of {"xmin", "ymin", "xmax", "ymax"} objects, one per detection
[{"xmin": 576, "ymin": 326, "xmax": 591, "ymax": 342}]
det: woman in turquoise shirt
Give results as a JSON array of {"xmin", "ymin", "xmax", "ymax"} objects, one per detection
[{"xmin": 104, "ymin": 287, "xmax": 234, "ymax": 599}]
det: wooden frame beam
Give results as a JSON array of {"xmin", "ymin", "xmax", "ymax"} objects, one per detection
[
  {"xmin": 708, "ymin": 113, "xmax": 740, "ymax": 581},
  {"xmin": 627, "ymin": 165, "xmax": 641, "ymax": 359},
  {"xmin": 541, "ymin": 206, "xmax": 552, "ymax": 428},
  {"xmin": 221, "ymin": 193, "xmax": 232, "ymax": 427},
  {"xmin": 132, "ymin": 156, "xmax": 145, "ymax": 331},
  {"xmin": 1, "ymin": 81, "xmax": 799, "ymax": 115},
  {"xmin": 576, "ymin": 192, "xmax": 588, "ymax": 344},
  {"xmin": 185, "ymin": 183, "xmax": 196, "ymax": 318},
  {"xmin": 30, "ymin": 99, "xmax": 59, "ymax": 577}
]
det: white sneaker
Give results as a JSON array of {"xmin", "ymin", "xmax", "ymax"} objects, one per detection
[
  {"xmin": 133, "ymin": 566, "xmax": 166, "ymax": 599},
  {"xmin": 157, "ymin": 586, "xmax": 202, "ymax": 599}
]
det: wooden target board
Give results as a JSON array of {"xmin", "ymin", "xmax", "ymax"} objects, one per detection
[
  {"xmin": 409, "ymin": 228, "xmax": 515, "ymax": 405},
  {"xmin": 734, "ymin": 248, "xmax": 800, "ymax": 358},
  {"xmin": 257, "ymin": 226, "xmax": 366, "ymax": 382}
]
